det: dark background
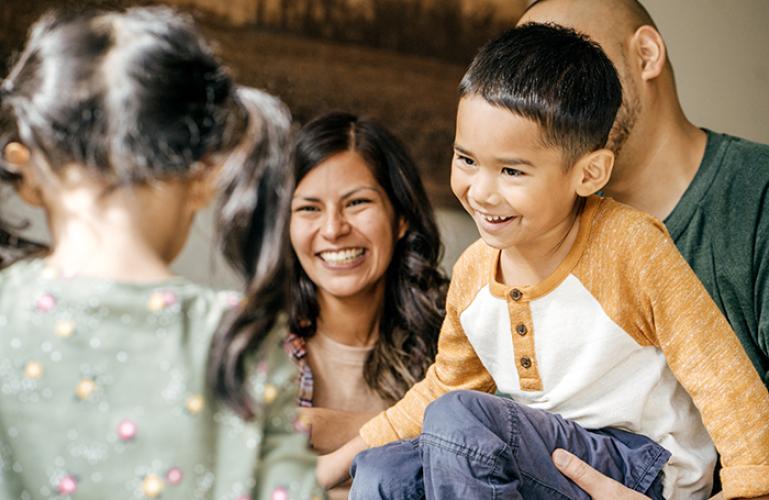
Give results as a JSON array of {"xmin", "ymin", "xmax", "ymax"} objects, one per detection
[{"xmin": 0, "ymin": 0, "xmax": 526, "ymax": 206}]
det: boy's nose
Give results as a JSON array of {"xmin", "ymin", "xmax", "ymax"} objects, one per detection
[
  {"xmin": 469, "ymin": 172, "xmax": 500, "ymax": 207},
  {"xmin": 320, "ymin": 210, "xmax": 351, "ymax": 240}
]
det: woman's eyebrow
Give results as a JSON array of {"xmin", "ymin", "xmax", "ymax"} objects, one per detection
[
  {"xmin": 340, "ymin": 186, "xmax": 382, "ymax": 199},
  {"xmin": 291, "ymin": 194, "xmax": 321, "ymax": 202}
]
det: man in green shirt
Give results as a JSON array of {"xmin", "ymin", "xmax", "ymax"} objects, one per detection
[
  {"xmin": 520, "ymin": 0, "xmax": 769, "ymax": 388},
  {"xmin": 520, "ymin": 1, "xmax": 769, "ymax": 498}
]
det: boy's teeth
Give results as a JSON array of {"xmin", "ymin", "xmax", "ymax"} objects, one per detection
[
  {"xmin": 320, "ymin": 248, "xmax": 365, "ymax": 264},
  {"xmin": 484, "ymin": 214, "xmax": 513, "ymax": 223}
]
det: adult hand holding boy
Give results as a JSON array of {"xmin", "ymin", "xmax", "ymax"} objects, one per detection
[{"xmin": 554, "ymin": 450, "xmax": 769, "ymax": 500}]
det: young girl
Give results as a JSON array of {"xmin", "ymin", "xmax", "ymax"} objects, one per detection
[{"xmin": 0, "ymin": 8, "xmax": 319, "ymax": 500}]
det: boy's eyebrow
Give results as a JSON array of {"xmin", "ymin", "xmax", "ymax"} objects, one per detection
[
  {"xmin": 453, "ymin": 144, "xmax": 474, "ymax": 157},
  {"xmin": 497, "ymin": 157, "xmax": 535, "ymax": 167},
  {"xmin": 454, "ymin": 144, "xmax": 535, "ymax": 167}
]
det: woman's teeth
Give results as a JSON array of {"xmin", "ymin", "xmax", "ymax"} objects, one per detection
[{"xmin": 319, "ymin": 248, "xmax": 365, "ymax": 264}]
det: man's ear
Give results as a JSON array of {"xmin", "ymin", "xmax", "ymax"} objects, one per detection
[
  {"xmin": 3, "ymin": 141, "xmax": 44, "ymax": 206},
  {"xmin": 574, "ymin": 149, "xmax": 614, "ymax": 197},
  {"xmin": 630, "ymin": 25, "xmax": 666, "ymax": 81}
]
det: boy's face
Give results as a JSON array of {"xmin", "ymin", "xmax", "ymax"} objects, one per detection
[{"xmin": 451, "ymin": 95, "xmax": 583, "ymax": 252}]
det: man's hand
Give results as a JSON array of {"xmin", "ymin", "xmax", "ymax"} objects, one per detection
[
  {"xmin": 552, "ymin": 449, "xmax": 650, "ymax": 499},
  {"xmin": 553, "ymin": 450, "xmax": 769, "ymax": 500}
]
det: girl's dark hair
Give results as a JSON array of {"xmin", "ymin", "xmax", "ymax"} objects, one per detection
[
  {"xmin": 291, "ymin": 111, "xmax": 449, "ymax": 402},
  {"xmin": 0, "ymin": 7, "xmax": 293, "ymax": 418}
]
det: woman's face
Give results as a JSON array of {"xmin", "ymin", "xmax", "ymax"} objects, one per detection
[{"xmin": 290, "ymin": 150, "xmax": 405, "ymax": 300}]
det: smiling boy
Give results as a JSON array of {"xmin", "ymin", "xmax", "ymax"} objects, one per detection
[{"xmin": 317, "ymin": 23, "xmax": 769, "ymax": 500}]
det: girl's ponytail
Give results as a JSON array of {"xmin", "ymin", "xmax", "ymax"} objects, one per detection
[{"xmin": 208, "ymin": 87, "xmax": 293, "ymax": 419}]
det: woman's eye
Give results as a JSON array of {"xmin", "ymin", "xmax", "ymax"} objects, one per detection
[
  {"xmin": 502, "ymin": 167, "xmax": 523, "ymax": 177},
  {"xmin": 294, "ymin": 205, "xmax": 320, "ymax": 213},
  {"xmin": 347, "ymin": 198, "xmax": 371, "ymax": 208}
]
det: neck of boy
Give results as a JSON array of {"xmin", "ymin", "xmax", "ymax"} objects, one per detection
[
  {"xmin": 315, "ymin": 282, "xmax": 385, "ymax": 348},
  {"xmin": 603, "ymin": 102, "xmax": 707, "ymax": 222},
  {"xmin": 498, "ymin": 203, "xmax": 582, "ymax": 288}
]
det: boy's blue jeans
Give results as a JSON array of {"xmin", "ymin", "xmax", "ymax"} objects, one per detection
[{"xmin": 350, "ymin": 390, "xmax": 670, "ymax": 500}]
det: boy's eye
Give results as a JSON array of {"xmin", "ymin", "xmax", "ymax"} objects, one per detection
[
  {"xmin": 454, "ymin": 153, "xmax": 476, "ymax": 167},
  {"xmin": 501, "ymin": 167, "xmax": 523, "ymax": 177}
]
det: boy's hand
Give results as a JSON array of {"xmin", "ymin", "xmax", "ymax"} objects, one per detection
[
  {"xmin": 552, "ymin": 449, "xmax": 650, "ymax": 499},
  {"xmin": 316, "ymin": 435, "xmax": 368, "ymax": 489}
]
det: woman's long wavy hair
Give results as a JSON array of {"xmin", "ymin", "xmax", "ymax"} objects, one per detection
[
  {"xmin": 0, "ymin": 7, "xmax": 293, "ymax": 419},
  {"xmin": 291, "ymin": 111, "xmax": 449, "ymax": 402}
]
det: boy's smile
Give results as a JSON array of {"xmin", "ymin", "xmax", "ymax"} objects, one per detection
[{"xmin": 451, "ymin": 95, "xmax": 585, "ymax": 256}]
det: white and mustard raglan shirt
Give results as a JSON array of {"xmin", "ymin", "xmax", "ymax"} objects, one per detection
[{"xmin": 360, "ymin": 196, "xmax": 769, "ymax": 500}]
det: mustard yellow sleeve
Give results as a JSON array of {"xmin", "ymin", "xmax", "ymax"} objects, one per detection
[
  {"xmin": 636, "ymin": 220, "xmax": 769, "ymax": 499},
  {"xmin": 359, "ymin": 244, "xmax": 496, "ymax": 448}
]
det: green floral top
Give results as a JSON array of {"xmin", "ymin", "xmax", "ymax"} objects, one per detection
[{"xmin": 0, "ymin": 258, "xmax": 321, "ymax": 500}]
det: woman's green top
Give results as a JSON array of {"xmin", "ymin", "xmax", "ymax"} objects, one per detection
[{"xmin": 0, "ymin": 258, "xmax": 321, "ymax": 500}]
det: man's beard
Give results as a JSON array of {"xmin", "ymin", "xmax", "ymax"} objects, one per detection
[{"xmin": 607, "ymin": 62, "xmax": 641, "ymax": 159}]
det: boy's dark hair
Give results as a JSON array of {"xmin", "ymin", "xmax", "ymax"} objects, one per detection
[{"xmin": 459, "ymin": 22, "xmax": 622, "ymax": 164}]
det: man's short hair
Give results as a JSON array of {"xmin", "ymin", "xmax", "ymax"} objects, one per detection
[{"xmin": 459, "ymin": 23, "xmax": 622, "ymax": 164}]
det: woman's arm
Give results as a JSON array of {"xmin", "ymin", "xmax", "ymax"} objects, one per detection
[
  {"xmin": 317, "ymin": 435, "xmax": 368, "ymax": 489},
  {"xmin": 301, "ymin": 407, "xmax": 378, "ymax": 454}
]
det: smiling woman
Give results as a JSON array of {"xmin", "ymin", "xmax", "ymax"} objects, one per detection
[
  {"xmin": 285, "ymin": 111, "xmax": 449, "ymax": 499},
  {"xmin": 290, "ymin": 149, "xmax": 406, "ymax": 301}
]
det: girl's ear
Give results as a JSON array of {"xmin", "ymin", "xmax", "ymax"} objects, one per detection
[
  {"xmin": 187, "ymin": 159, "xmax": 223, "ymax": 210},
  {"xmin": 3, "ymin": 141, "xmax": 30, "ymax": 168},
  {"xmin": 574, "ymin": 149, "xmax": 614, "ymax": 197},
  {"xmin": 2, "ymin": 141, "xmax": 45, "ymax": 206}
]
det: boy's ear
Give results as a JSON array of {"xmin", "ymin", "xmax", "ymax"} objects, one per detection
[
  {"xmin": 574, "ymin": 149, "xmax": 614, "ymax": 197},
  {"xmin": 631, "ymin": 25, "xmax": 666, "ymax": 81},
  {"xmin": 2, "ymin": 141, "xmax": 45, "ymax": 206}
]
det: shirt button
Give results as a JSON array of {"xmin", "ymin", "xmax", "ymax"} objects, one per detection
[
  {"xmin": 516, "ymin": 323, "xmax": 528, "ymax": 336},
  {"xmin": 510, "ymin": 289, "xmax": 523, "ymax": 301},
  {"xmin": 520, "ymin": 356, "xmax": 532, "ymax": 369}
]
